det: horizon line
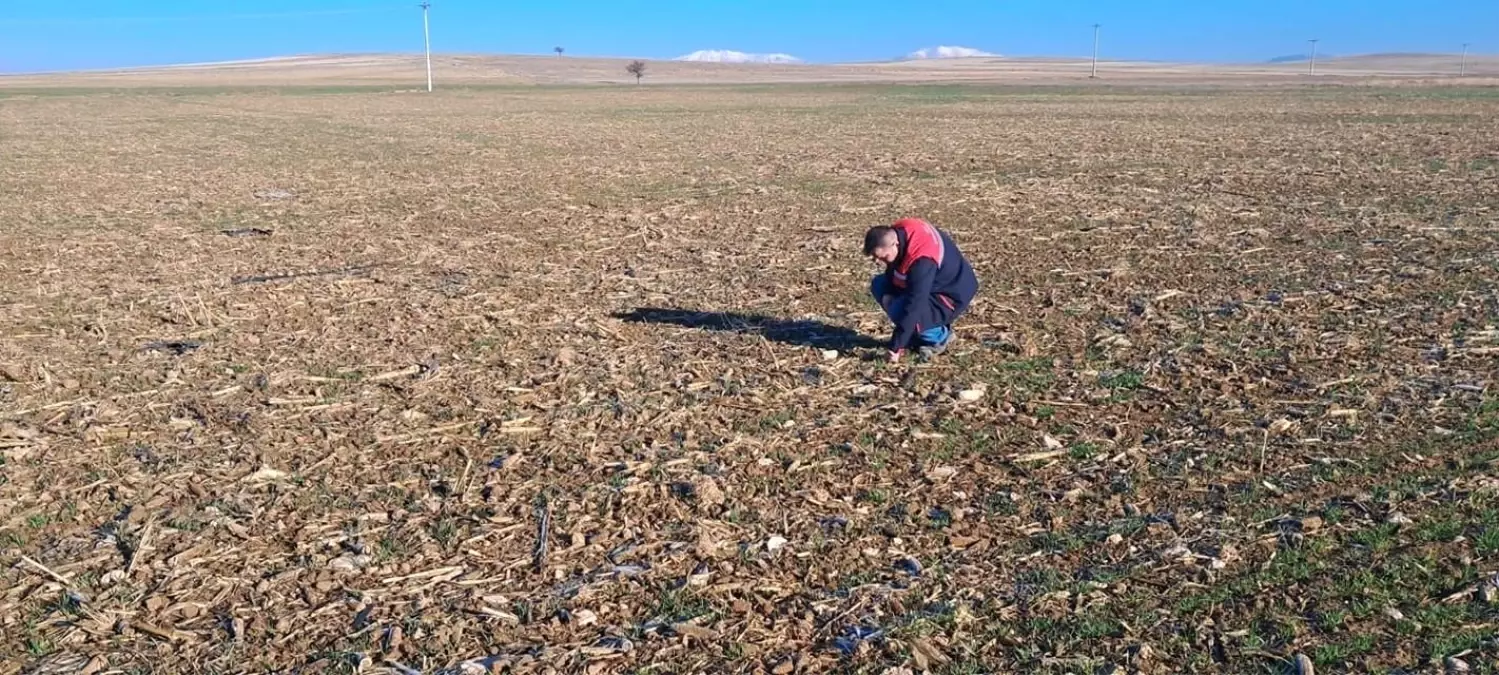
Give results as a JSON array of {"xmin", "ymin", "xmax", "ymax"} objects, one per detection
[{"xmin": 4, "ymin": 48, "xmax": 1489, "ymax": 77}]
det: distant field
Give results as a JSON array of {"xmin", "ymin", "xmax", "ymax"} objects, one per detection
[
  {"xmin": 2, "ymin": 83, "xmax": 1498, "ymax": 674},
  {"xmin": 2, "ymin": 52, "xmax": 1498, "ymax": 88}
]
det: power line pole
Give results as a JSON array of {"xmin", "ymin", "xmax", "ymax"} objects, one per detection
[
  {"xmin": 1460, "ymin": 43, "xmax": 1469, "ymax": 77},
  {"xmin": 1308, "ymin": 39, "xmax": 1319, "ymax": 75},
  {"xmin": 420, "ymin": 1, "xmax": 433, "ymax": 92},
  {"xmin": 1091, "ymin": 24, "xmax": 1101, "ymax": 78}
]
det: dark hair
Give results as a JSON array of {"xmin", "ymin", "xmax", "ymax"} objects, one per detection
[{"xmin": 863, "ymin": 226, "xmax": 895, "ymax": 255}]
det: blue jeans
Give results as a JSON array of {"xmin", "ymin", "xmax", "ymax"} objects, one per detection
[{"xmin": 870, "ymin": 275, "xmax": 952, "ymax": 348}]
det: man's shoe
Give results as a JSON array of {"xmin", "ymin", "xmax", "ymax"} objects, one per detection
[{"xmin": 917, "ymin": 331, "xmax": 954, "ymax": 361}]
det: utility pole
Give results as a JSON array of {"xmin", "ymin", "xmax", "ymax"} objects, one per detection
[
  {"xmin": 1091, "ymin": 24, "xmax": 1101, "ymax": 78},
  {"xmin": 1308, "ymin": 39, "xmax": 1319, "ymax": 75},
  {"xmin": 1460, "ymin": 43, "xmax": 1470, "ymax": 77},
  {"xmin": 420, "ymin": 1, "xmax": 433, "ymax": 92}
]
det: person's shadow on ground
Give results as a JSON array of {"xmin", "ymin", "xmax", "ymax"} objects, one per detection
[{"xmin": 612, "ymin": 307, "xmax": 884, "ymax": 350}]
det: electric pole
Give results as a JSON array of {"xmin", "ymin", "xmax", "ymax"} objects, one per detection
[
  {"xmin": 1460, "ymin": 43, "xmax": 1469, "ymax": 77},
  {"xmin": 1308, "ymin": 39, "xmax": 1319, "ymax": 75},
  {"xmin": 420, "ymin": 1, "xmax": 433, "ymax": 92},
  {"xmin": 1091, "ymin": 24, "xmax": 1101, "ymax": 78}
]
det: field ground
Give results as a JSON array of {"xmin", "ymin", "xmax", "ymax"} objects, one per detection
[
  {"xmin": 2, "ymin": 52, "xmax": 1499, "ymax": 89},
  {"xmin": 1, "ymin": 81, "xmax": 1499, "ymax": 675}
]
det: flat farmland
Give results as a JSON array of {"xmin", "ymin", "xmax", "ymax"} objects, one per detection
[{"xmin": 2, "ymin": 83, "xmax": 1498, "ymax": 674}]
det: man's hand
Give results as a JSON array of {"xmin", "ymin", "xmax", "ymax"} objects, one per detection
[{"xmin": 888, "ymin": 349, "xmax": 904, "ymax": 363}]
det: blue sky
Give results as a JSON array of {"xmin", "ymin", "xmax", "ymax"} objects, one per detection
[{"xmin": 0, "ymin": 0, "xmax": 1494, "ymax": 73}]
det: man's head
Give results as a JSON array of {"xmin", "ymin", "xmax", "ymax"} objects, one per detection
[{"xmin": 863, "ymin": 226, "xmax": 900, "ymax": 265}]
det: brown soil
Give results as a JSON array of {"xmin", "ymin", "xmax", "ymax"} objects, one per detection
[{"xmin": 1, "ymin": 83, "xmax": 1497, "ymax": 674}]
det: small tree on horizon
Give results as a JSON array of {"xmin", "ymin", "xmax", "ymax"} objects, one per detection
[
  {"xmin": 626, "ymin": 59, "xmax": 646, "ymax": 84},
  {"xmin": 554, "ymin": 46, "xmax": 564, "ymax": 58}
]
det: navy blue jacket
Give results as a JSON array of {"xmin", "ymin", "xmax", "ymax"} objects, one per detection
[{"xmin": 880, "ymin": 220, "xmax": 979, "ymax": 351}]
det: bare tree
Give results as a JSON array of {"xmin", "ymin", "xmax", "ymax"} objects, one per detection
[
  {"xmin": 554, "ymin": 46, "xmax": 564, "ymax": 58},
  {"xmin": 626, "ymin": 60, "xmax": 646, "ymax": 84}
]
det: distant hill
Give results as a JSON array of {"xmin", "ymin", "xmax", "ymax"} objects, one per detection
[
  {"xmin": 1267, "ymin": 53, "xmax": 1327, "ymax": 64},
  {"xmin": 2, "ymin": 51, "xmax": 1496, "ymax": 88},
  {"xmin": 1317, "ymin": 52, "xmax": 1484, "ymax": 72}
]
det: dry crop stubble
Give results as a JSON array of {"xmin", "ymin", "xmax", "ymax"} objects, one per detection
[{"xmin": 1, "ymin": 84, "xmax": 1498, "ymax": 674}]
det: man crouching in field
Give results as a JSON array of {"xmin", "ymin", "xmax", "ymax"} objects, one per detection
[{"xmin": 863, "ymin": 218, "xmax": 979, "ymax": 363}]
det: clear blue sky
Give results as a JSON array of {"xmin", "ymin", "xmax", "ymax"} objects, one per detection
[{"xmin": 1, "ymin": 0, "xmax": 1494, "ymax": 73}]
